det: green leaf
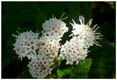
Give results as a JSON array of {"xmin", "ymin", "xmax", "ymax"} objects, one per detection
[
  {"xmin": 71, "ymin": 58, "xmax": 92, "ymax": 78},
  {"xmin": 75, "ymin": 58, "xmax": 92, "ymax": 73},
  {"xmin": 57, "ymin": 69, "xmax": 65, "ymax": 78},
  {"xmin": 57, "ymin": 58, "xmax": 92, "ymax": 78}
]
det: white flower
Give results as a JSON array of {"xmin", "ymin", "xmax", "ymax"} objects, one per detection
[
  {"xmin": 28, "ymin": 35, "xmax": 61, "ymax": 78},
  {"xmin": 38, "ymin": 36, "xmax": 60, "ymax": 59},
  {"xmin": 42, "ymin": 17, "xmax": 68, "ymax": 39},
  {"xmin": 59, "ymin": 16, "xmax": 102, "ymax": 65},
  {"xmin": 13, "ymin": 14, "xmax": 103, "ymax": 78},
  {"xmin": 28, "ymin": 54, "xmax": 54, "ymax": 78},
  {"xmin": 70, "ymin": 16, "xmax": 102, "ymax": 48},
  {"xmin": 59, "ymin": 36, "xmax": 88, "ymax": 65},
  {"xmin": 13, "ymin": 31, "xmax": 39, "ymax": 60}
]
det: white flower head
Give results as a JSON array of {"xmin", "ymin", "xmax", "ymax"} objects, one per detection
[
  {"xmin": 38, "ymin": 36, "xmax": 60, "ymax": 59},
  {"xmin": 59, "ymin": 16, "xmax": 102, "ymax": 65},
  {"xmin": 42, "ymin": 17, "xmax": 68, "ymax": 39},
  {"xmin": 27, "ymin": 32, "xmax": 61, "ymax": 78},
  {"xmin": 13, "ymin": 31, "xmax": 39, "ymax": 60},
  {"xmin": 59, "ymin": 36, "xmax": 88, "ymax": 65},
  {"xmin": 70, "ymin": 16, "xmax": 102, "ymax": 48},
  {"xmin": 28, "ymin": 54, "xmax": 54, "ymax": 78}
]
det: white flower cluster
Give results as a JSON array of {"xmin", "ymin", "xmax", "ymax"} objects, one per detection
[
  {"xmin": 13, "ymin": 15, "xmax": 102, "ymax": 78},
  {"xmin": 13, "ymin": 31, "xmax": 39, "ymax": 60},
  {"xmin": 27, "ymin": 36, "xmax": 61, "ymax": 78},
  {"xmin": 38, "ymin": 36, "xmax": 60, "ymax": 59},
  {"xmin": 60, "ymin": 16, "xmax": 102, "ymax": 65},
  {"xmin": 71, "ymin": 16, "xmax": 102, "ymax": 48},
  {"xmin": 42, "ymin": 17, "xmax": 68, "ymax": 40},
  {"xmin": 28, "ymin": 54, "xmax": 54, "ymax": 78},
  {"xmin": 60, "ymin": 37, "xmax": 88, "ymax": 65},
  {"xmin": 27, "ymin": 18, "xmax": 67, "ymax": 78},
  {"xmin": 13, "ymin": 17, "xmax": 68, "ymax": 78}
]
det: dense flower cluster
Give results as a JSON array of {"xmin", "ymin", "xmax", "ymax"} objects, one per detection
[
  {"xmin": 27, "ymin": 36, "xmax": 61, "ymax": 78},
  {"xmin": 28, "ymin": 54, "xmax": 54, "ymax": 78},
  {"xmin": 13, "ymin": 15, "xmax": 102, "ymax": 78},
  {"xmin": 70, "ymin": 16, "xmax": 102, "ymax": 48},
  {"xmin": 13, "ymin": 17, "xmax": 68, "ymax": 78},
  {"xmin": 60, "ymin": 37, "xmax": 88, "ymax": 65},
  {"xmin": 38, "ymin": 36, "xmax": 60, "ymax": 58},
  {"xmin": 13, "ymin": 31, "xmax": 39, "ymax": 60},
  {"xmin": 60, "ymin": 16, "xmax": 102, "ymax": 65},
  {"xmin": 42, "ymin": 18, "xmax": 68, "ymax": 40}
]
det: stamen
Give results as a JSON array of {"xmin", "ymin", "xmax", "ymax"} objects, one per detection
[
  {"xmin": 72, "ymin": 19, "xmax": 76, "ymax": 24},
  {"xmin": 87, "ymin": 19, "xmax": 93, "ymax": 27},
  {"xmin": 60, "ymin": 12, "xmax": 65, "ymax": 19},
  {"xmin": 60, "ymin": 12, "xmax": 68, "ymax": 20},
  {"xmin": 79, "ymin": 16, "xmax": 85, "ymax": 24},
  {"xmin": 70, "ymin": 23, "xmax": 74, "ymax": 26},
  {"xmin": 95, "ymin": 41, "xmax": 102, "ymax": 47},
  {"xmin": 93, "ymin": 26, "xmax": 100, "ymax": 32},
  {"xmin": 61, "ymin": 16, "xmax": 68, "ymax": 20},
  {"xmin": 92, "ymin": 24, "xmax": 97, "ymax": 30},
  {"xmin": 95, "ymin": 32, "xmax": 101, "ymax": 35},
  {"xmin": 95, "ymin": 36, "xmax": 102, "ymax": 39},
  {"xmin": 12, "ymin": 34, "xmax": 17, "ymax": 38}
]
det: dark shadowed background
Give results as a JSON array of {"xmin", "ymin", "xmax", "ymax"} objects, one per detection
[{"xmin": 2, "ymin": 2, "xmax": 116, "ymax": 78}]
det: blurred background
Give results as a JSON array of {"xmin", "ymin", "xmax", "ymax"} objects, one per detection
[{"xmin": 2, "ymin": 2, "xmax": 116, "ymax": 78}]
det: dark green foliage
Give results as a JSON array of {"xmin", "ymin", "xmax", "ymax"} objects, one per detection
[
  {"xmin": 17, "ymin": 67, "xmax": 32, "ymax": 78},
  {"xmin": 88, "ymin": 40, "xmax": 115, "ymax": 78},
  {"xmin": 2, "ymin": 2, "xmax": 115, "ymax": 78},
  {"xmin": 57, "ymin": 58, "xmax": 92, "ymax": 78}
]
